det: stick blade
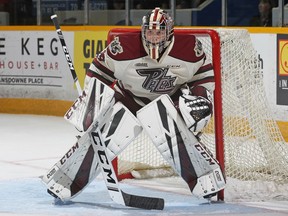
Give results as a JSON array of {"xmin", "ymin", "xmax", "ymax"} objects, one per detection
[{"xmin": 122, "ymin": 191, "xmax": 164, "ymax": 210}]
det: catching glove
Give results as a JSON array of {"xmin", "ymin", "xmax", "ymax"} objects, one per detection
[{"xmin": 179, "ymin": 88, "xmax": 212, "ymax": 132}]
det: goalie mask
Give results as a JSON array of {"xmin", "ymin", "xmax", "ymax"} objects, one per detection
[{"xmin": 141, "ymin": 7, "xmax": 174, "ymax": 60}]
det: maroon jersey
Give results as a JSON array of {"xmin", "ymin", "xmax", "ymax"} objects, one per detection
[{"xmin": 87, "ymin": 31, "xmax": 214, "ymax": 113}]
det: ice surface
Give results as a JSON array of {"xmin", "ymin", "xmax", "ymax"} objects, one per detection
[{"xmin": 0, "ymin": 114, "xmax": 287, "ymax": 216}]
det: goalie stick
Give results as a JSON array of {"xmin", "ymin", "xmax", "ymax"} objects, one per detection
[
  {"xmin": 90, "ymin": 125, "xmax": 164, "ymax": 210},
  {"xmin": 87, "ymin": 99, "xmax": 164, "ymax": 210},
  {"xmin": 49, "ymin": 15, "xmax": 164, "ymax": 210},
  {"xmin": 51, "ymin": 14, "xmax": 82, "ymax": 95}
]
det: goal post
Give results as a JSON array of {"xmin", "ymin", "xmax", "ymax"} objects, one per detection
[{"xmin": 107, "ymin": 28, "xmax": 288, "ymax": 201}]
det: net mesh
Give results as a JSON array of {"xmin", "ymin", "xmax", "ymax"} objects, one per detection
[{"xmin": 117, "ymin": 28, "xmax": 288, "ymax": 184}]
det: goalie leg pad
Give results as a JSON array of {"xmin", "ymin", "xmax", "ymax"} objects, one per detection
[
  {"xmin": 41, "ymin": 131, "xmax": 100, "ymax": 200},
  {"xmin": 136, "ymin": 94, "xmax": 225, "ymax": 198},
  {"xmin": 193, "ymin": 167, "xmax": 226, "ymax": 199},
  {"xmin": 42, "ymin": 102, "xmax": 142, "ymax": 201},
  {"xmin": 64, "ymin": 77, "xmax": 115, "ymax": 132},
  {"xmin": 100, "ymin": 102, "xmax": 143, "ymax": 160}
]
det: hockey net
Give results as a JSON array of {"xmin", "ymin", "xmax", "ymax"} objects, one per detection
[{"xmin": 108, "ymin": 28, "xmax": 288, "ymax": 199}]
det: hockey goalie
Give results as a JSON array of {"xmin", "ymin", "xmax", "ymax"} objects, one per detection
[{"xmin": 42, "ymin": 7, "xmax": 225, "ymax": 206}]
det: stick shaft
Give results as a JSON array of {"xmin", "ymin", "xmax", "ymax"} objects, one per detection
[{"xmin": 51, "ymin": 14, "xmax": 82, "ymax": 96}]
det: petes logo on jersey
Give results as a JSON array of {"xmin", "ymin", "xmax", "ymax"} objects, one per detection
[
  {"xmin": 109, "ymin": 37, "xmax": 123, "ymax": 55},
  {"xmin": 137, "ymin": 68, "xmax": 176, "ymax": 93},
  {"xmin": 194, "ymin": 39, "xmax": 204, "ymax": 57}
]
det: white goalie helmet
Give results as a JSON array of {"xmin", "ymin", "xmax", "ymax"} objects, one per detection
[{"xmin": 141, "ymin": 7, "xmax": 174, "ymax": 60}]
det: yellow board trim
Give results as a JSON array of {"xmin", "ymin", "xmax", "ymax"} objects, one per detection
[
  {"xmin": 277, "ymin": 121, "xmax": 288, "ymax": 142},
  {"xmin": 0, "ymin": 98, "xmax": 73, "ymax": 117}
]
